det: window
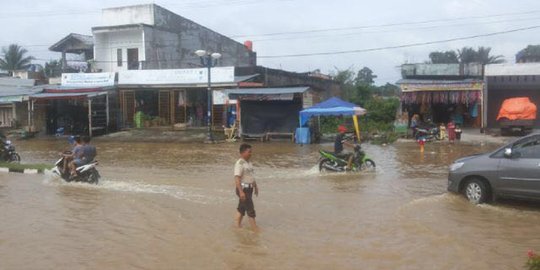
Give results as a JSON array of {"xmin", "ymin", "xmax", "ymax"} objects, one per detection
[
  {"xmin": 117, "ymin": 49, "xmax": 123, "ymax": 67},
  {"xmin": 513, "ymin": 136, "xmax": 540, "ymax": 159}
]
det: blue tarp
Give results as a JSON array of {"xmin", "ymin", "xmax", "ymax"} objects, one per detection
[{"xmin": 299, "ymin": 97, "xmax": 366, "ymax": 126}]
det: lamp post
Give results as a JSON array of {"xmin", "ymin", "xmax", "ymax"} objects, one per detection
[{"xmin": 195, "ymin": 49, "xmax": 222, "ymax": 143}]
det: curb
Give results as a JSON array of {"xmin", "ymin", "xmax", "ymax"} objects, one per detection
[{"xmin": 0, "ymin": 167, "xmax": 46, "ymax": 174}]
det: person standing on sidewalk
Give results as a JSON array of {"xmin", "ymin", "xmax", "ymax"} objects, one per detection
[
  {"xmin": 234, "ymin": 143, "xmax": 258, "ymax": 230},
  {"xmin": 447, "ymin": 121, "xmax": 456, "ymax": 143}
]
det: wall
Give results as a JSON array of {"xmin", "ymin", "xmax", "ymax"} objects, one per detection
[
  {"xmin": 402, "ymin": 63, "xmax": 483, "ymax": 78},
  {"xmin": 94, "ymin": 28, "xmax": 144, "ymax": 72},
  {"xmin": 237, "ymin": 66, "xmax": 341, "ymax": 99},
  {"xmin": 101, "ymin": 4, "xmax": 155, "ymax": 26},
  {"xmin": 94, "ymin": 4, "xmax": 255, "ymax": 71}
]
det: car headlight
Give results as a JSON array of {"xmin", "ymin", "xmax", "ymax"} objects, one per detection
[{"xmin": 449, "ymin": 162, "xmax": 464, "ymax": 172}]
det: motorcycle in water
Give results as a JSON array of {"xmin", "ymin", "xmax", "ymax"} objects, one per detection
[
  {"xmin": 1, "ymin": 140, "xmax": 21, "ymax": 163},
  {"xmin": 51, "ymin": 154, "xmax": 100, "ymax": 184},
  {"xmin": 319, "ymin": 144, "xmax": 376, "ymax": 172}
]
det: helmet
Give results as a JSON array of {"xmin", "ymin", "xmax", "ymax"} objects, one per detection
[
  {"xmin": 337, "ymin": 125, "xmax": 347, "ymax": 133},
  {"xmin": 67, "ymin": 135, "xmax": 75, "ymax": 144}
]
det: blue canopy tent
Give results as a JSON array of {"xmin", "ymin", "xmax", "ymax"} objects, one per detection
[{"xmin": 298, "ymin": 97, "xmax": 367, "ymax": 141}]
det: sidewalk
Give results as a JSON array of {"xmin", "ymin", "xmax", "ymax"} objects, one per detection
[
  {"xmin": 95, "ymin": 127, "xmax": 223, "ymax": 143},
  {"xmin": 396, "ymin": 128, "xmax": 513, "ymax": 146}
]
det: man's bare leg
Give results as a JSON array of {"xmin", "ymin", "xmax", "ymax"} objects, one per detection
[
  {"xmin": 235, "ymin": 211, "xmax": 243, "ymax": 228},
  {"xmin": 248, "ymin": 217, "xmax": 257, "ymax": 231}
]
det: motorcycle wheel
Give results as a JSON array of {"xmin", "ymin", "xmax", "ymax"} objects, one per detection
[
  {"xmin": 88, "ymin": 170, "xmax": 100, "ymax": 184},
  {"xmin": 360, "ymin": 159, "xmax": 376, "ymax": 171},
  {"xmin": 9, "ymin": 153, "xmax": 21, "ymax": 163},
  {"xmin": 319, "ymin": 159, "xmax": 335, "ymax": 172}
]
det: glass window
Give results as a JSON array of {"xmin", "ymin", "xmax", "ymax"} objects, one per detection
[
  {"xmin": 117, "ymin": 49, "xmax": 123, "ymax": 67},
  {"xmin": 513, "ymin": 136, "xmax": 540, "ymax": 159}
]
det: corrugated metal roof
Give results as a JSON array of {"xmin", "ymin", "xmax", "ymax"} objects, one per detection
[
  {"xmin": 0, "ymin": 85, "xmax": 43, "ymax": 98},
  {"xmin": 49, "ymin": 33, "xmax": 94, "ymax": 52},
  {"xmin": 30, "ymin": 91, "xmax": 107, "ymax": 100},
  {"xmin": 0, "ymin": 78, "xmax": 35, "ymax": 87},
  {"xmin": 226, "ymin": 87, "xmax": 309, "ymax": 95}
]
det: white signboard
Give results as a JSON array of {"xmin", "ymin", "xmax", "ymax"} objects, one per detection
[
  {"xmin": 119, "ymin": 67, "xmax": 235, "ymax": 85},
  {"xmin": 61, "ymin": 73, "xmax": 115, "ymax": 87},
  {"xmin": 213, "ymin": 90, "xmax": 237, "ymax": 105}
]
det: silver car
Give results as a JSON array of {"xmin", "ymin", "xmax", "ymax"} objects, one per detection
[{"xmin": 448, "ymin": 133, "xmax": 540, "ymax": 204}]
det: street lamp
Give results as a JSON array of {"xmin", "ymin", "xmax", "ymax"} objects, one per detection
[{"xmin": 195, "ymin": 49, "xmax": 222, "ymax": 142}]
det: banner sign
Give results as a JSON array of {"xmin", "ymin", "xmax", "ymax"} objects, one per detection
[
  {"xmin": 61, "ymin": 73, "xmax": 115, "ymax": 87},
  {"xmin": 119, "ymin": 67, "xmax": 235, "ymax": 85}
]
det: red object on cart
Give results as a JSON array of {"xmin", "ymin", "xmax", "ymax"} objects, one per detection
[{"xmin": 497, "ymin": 97, "xmax": 537, "ymax": 121}]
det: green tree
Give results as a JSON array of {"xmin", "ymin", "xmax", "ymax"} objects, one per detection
[
  {"xmin": 517, "ymin": 45, "xmax": 540, "ymax": 62},
  {"xmin": 355, "ymin": 67, "xmax": 377, "ymax": 86},
  {"xmin": 475, "ymin": 46, "xmax": 504, "ymax": 64},
  {"xmin": 44, "ymin": 60, "xmax": 62, "ymax": 78},
  {"xmin": 457, "ymin": 46, "xmax": 504, "ymax": 64},
  {"xmin": 332, "ymin": 68, "xmax": 357, "ymax": 101},
  {"xmin": 429, "ymin": 51, "xmax": 459, "ymax": 64},
  {"xmin": 0, "ymin": 44, "xmax": 34, "ymax": 76}
]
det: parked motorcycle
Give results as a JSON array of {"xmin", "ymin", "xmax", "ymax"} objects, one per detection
[
  {"xmin": 319, "ymin": 144, "xmax": 376, "ymax": 172},
  {"xmin": 413, "ymin": 124, "xmax": 441, "ymax": 141},
  {"xmin": 1, "ymin": 140, "xmax": 21, "ymax": 163},
  {"xmin": 51, "ymin": 154, "xmax": 100, "ymax": 184}
]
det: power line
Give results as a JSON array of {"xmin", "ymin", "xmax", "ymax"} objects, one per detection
[
  {"xmin": 249, "ymin": 16, "xmax": 540, "ymax": 42},
  {"xmin": 257, "ymin": 25, "xmax": 540, "ymax": 59},
  {"xmin": 230, "ymin": 9, "xmax": 540, "ymax": 38}
]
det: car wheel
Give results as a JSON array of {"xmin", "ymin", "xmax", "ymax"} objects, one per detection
[{"xmin": 464, "ymin": 178, "xmax": 489, "ymax": 204}]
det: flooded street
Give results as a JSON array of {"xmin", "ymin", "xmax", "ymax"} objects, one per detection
[{"xmin": 1, "ymin": 139, "xmax": 540, "ymax": 269}]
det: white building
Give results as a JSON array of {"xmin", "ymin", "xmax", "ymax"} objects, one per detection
[{"xmin": 91, "ymin": 4, "xmax": 256, "ymax": 72}]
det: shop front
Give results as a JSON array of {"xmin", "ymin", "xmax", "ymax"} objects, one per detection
[
  {"xmin": 399, "ymin": 79, "xmax": 483, "ymax": 128},
  {"xmin": 117, "ymin": 67, "xmax": 238, "ymax": 129},
  {"xmin": 225, "ymin": 87, "xmax": 316, "ymax": 140},
  {"xmin": 28, "ymin": 73, "xmax": 118, "ymax": 136}
]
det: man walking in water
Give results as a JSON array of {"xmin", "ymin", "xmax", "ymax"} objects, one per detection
[{"xmin": 234, "ymin": 143, "xmax": 258, "ymax": 230}]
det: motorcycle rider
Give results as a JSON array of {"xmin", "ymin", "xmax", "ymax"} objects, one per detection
[
  {"xmin": 68, "ymin": 136, "xmax": 96, "ymax": 178},
  {"xmin": 62, "ymin": 135, "xmax": 83, "ymax": 176},
  {"xmin": 334, "ymin": 125, "xmax": 355, "ymax": 170}
]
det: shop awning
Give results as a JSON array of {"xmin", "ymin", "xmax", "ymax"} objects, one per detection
[
  {"xmin": 397, "ymin": 79, "xmax": 483, "ymax": 92},
  {"xmin": 30, "ymin": 91, "xmax": 107, "ymax": 100},
  {"xmin": 299, "ymin": 97, "xmax": 366, "ymax": 126}
]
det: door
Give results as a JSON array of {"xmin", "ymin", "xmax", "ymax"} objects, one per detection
[
  {"xmin": 497, "ymin": 135, "xmax": 540, "ymax": 198},
  {"xmin": 158, "ymin": 90, "xmax": 170, "ymax": 125},
  {"xmin": 122, "ymin": 91, "xmax": 135, "ymax": 127},
  {"xmin": 127, "ymin": 48, "xmax": 139, "ymax": 70}
]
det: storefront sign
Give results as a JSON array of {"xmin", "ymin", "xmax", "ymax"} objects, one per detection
[
  {"xmin": 119, "ymin": 67, "xmax": 235, "ymax": 85},
  {"xmin": 400, "ymin": 82, "xmax": 483, "ymax": 92},
  {"xmin": 61, "ymin": 73, "xmax": 115, "ymax": 87},
  {"xmin": 213, "ymin": 90, "xmax": 237, "ymax": 105}
]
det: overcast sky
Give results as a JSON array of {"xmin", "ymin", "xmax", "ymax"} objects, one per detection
[{"xmin": 1, "ymin": 0, "xmax": 540, "ymax": 84}]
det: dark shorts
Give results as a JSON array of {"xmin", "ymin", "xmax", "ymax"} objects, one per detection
[
  {"xmin": 73, "ymin": 158, "xmax": 85, "ymax": 166},
  {"xmin": 236, "ymin": 187, "xmax": 255, "ymax": 218}
]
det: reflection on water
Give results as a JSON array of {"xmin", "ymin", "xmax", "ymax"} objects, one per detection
[{"xmin": 0, "ymin": 139, "xmax": 539, "ymax": 269}]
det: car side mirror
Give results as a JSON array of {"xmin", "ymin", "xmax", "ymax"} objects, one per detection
[{"xmin": 504, "ymin": 148, "xmax": 513, "ymax": 158}]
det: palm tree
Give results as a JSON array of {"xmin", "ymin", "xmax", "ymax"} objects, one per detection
[
  {"xmin": 457, "ymin": 46, "xmax": 504, "ymax": 64},
  {"xmin": 476, "ymin": 46, "xmax": 504, "ymax": 64},
  {"xmin": 0, "ymin": 44, "xmax": 34, "ymax": 76}
]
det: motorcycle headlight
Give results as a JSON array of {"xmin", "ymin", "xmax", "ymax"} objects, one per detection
[
  {"xmin": 449, "ymin": 162, "xmax": 464, "ymax": 172},
  {"xmin": 5, "ymin": 140, "xmax": 11, "ymax": 145}
]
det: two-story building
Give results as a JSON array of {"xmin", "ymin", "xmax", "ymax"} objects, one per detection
[{"xmin": 44, "ymin": 3, "xmax": 340, "ymax": 136}]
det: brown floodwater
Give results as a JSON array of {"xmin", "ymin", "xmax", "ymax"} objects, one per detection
[{"xmin": 1, "ymin": 138, "xmax": 540, "ymax": 269}]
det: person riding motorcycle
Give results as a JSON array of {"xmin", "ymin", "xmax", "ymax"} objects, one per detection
[
  {"xmin": 334, "ymin": 125, "xmax": 355, "ymax": 170},
  {"xmin": 68, "ymin": 136, "xmax": 97, "ymax": 179},
  {"xmin": 61, "ymin": 135, "xmax": 83, "ymax": 176}
]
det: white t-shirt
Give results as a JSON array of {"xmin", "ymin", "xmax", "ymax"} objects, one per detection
[{"xmin": 234, "ymin": 158, "xmax": 255, "ymax": 184}]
